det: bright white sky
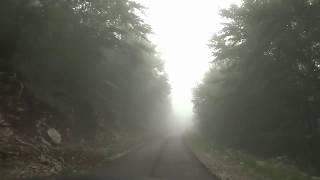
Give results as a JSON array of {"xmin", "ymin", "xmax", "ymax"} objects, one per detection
[{"xmin": 136, "ymin": 0, "xmax": 241, "ymax": 120}]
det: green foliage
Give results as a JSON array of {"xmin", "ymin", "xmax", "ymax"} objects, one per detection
[
  {"xmin": 187, "ymin": 131, "xmax": 310, "ymax": 180},
  {"xmin": 193, "ymin": 0, "xmax": 320, "ymax": 165},
  {"xmin": 0, "ymin": 0, "xmax": 171, "ymax": 140}
]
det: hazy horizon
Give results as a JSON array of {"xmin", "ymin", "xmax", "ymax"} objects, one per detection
[{"xmin": 136, "ymin": 0, "xmax": 242, "ymax": 122}]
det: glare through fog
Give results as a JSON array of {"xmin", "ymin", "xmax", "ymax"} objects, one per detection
[{"xmin": 136, "ymin": 0, "xmax": 241, "ymax": 124}]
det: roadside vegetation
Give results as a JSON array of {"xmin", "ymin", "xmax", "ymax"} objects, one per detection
[
  {"xmin": 187, "ymin": 130, "xmax": 315, "ymax": 180},
  {"xmin": 0, "ymin": 0, "xmax": 171, "ymax": 179},
  {"xmin": 193, "ymin": 0, "xmax": 320, "ymax": 177}
]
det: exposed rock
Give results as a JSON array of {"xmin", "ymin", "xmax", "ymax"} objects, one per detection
[
  {"xmin": 40, "ymin": 137, "xmax": 52, "ymax": 147},
  {"xmin": 0, "ymin": 127, "xmax": 13, "ymax": 138},
  {"xmin": 39, "ymin": 154, "xmax": 50, "ymax": 165},
  {"xmin": 0, "ymin": 119, "xmax": 10, "ymax": 127},
  {"xmin": 47, "ymin": 128, "xmax": 61, "ymax": 145}
]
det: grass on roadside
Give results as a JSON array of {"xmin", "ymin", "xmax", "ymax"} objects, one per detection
[{"xmin": 186, "ymin": 130, "xmax": 313, "ymax": 180}]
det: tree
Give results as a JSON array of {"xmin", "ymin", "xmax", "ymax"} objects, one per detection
[
  {"xmin": 0, "ymin": 0, "xmax": 171, "ymax": 140},
  {"xmin": 194, "ymin": 0, "xmax": 320, "ymax": 159}
]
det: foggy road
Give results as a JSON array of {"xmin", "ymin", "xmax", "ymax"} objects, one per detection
[{"xmin": 99, "ymin": 137, "xmax": 216, "ymax": 180}]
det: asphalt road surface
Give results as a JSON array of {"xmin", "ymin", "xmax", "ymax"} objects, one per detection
[{"xmin": 98, "ymin": 137, "xmax": 217, "ymax": 180}]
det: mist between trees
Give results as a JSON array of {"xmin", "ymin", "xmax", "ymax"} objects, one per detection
[
  {"xmin": 2, "ymin": 0, "xmax": 320, "ymax": 178},
  {"xmin": 0, "ymin": 0, "xmax": 172, "ymax": 142}
]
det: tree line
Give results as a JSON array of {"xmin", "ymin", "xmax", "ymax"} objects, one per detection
[
  {"xmin": 193, "ymin": 0, "xmax": 320, "ymax": 170},
  {"xmin": 0, "ymin": 0, "xmax": 171, "ymax": 141}
]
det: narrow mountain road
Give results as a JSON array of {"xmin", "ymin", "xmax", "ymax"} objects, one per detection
[{"xmin": 98, "ymin": 137, "xmax": 217, "ymax": 180}]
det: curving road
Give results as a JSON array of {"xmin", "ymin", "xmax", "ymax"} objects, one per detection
[{"xmin": 99, "ymin": 137, "xmax": 217, "ymax": 180}]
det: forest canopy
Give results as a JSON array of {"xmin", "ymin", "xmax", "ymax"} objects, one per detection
[
  {"xmin": 0, "ymin": 0, "xmax": 171, "ymax": 140},
  {"xmin": 193, "ymin": 0, "xmax": 320, "ymax": 166}
]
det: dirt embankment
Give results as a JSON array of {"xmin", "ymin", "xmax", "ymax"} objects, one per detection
[{"xmin": 0, "ymin": 96, "xmax": 142, "ymax": 179}]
